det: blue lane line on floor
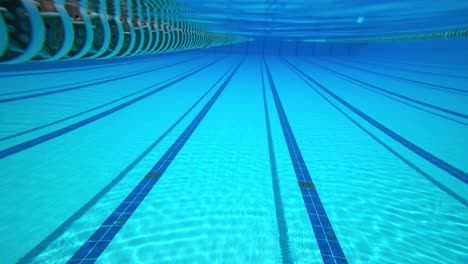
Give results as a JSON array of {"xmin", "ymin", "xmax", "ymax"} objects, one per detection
[
  {"xmin": 0, "ymin": 52, "xmax": 178, "ymax": 77},
  {"xmin": 322, "ymin": 74, "xmax": 468, "ymax": 126},
  {"xmin": 0, "ymin": 58, "xmax": 212, "ymax": 142},
  {"xmin": 305, "ymin": 60, "xmax": 468, "ymax": 120},
  {"xmin": 0, "ymin": 55, "xmax": 203, "ymax": 103},
  {"xmin": 326, "ymin": 59, "xmax": 468, "ymax": 94},
  {"xmin": 17, "ymin": 60, "xmax": 240, "ymax": 264},
  {"xmin": 283, "ymin": 58, "xmax": 468, "ymax": 184},
  {"xmin": 347, "ymin": 59, "xmax": 468, "ymax": 80},
  {"xmin": 260, "ymin": 61, "xmax": 293, "ymax": 264},
  {"xmin": 0, "ymin": 54, "xmax": 204, "ymax": 97},
  {"xmin": 283, "ymin": 59, "xmax": 468, "ymax": 207},
  {"xmin": 305, "ymin": 61, "xmax": 468, "ymax": 127},
  {"xmin": 67, "ymin": 57, "xmax": 244, "ymax": 263},
  {"xmin": 263, "ymin": 58, "xmax": 348, "ymax": 264},
  {"xmin": 0, "ymin": 57, "xmax": 221, "ymax": 159}
]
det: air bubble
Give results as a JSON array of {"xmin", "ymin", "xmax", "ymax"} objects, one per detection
[{"xmin": 356, "ymin": 16, "xmax": 365, "ymax": 24}]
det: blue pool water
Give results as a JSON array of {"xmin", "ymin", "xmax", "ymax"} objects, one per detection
[{"xmin": 1, "ymin": 1, "xmax": 468, "ymax": 264}]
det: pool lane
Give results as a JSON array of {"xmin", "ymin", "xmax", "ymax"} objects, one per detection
[
  {"xmin": 0, "ymin": 52, "xmax": 190, "ymax": 93},
  {"xmin": 0, "ymin": 57, "xmax": 222, "ymax": 158},
  {"xmin": 288, "ymin": 58, "xmax": 468, "ymax": 177},
  {"xmin": 261, "ymin": 61, "xmax": 293, "ymax": 264},
  {"xmin": 0, "ymin": 54, "xmax": 211, "ymax": 143},
  {"xmin": 361, "ymin": 57, "xmax": 468, "ymax": 72},
  {"xmin": 263, "ymin": 57, "xmax": 348, "ymax": 264},
  {"xmin": 0, "ymin": 53, "xmax": 179, "ymax": 78},
  {"xmin": 302, "ymin": 63, "xmax": 468, "ymax": 128},
  {"xmin": 0, "ymin": 56, "xmax": 237, "ymax": 264},
  {"xmin": 284, "ymin": 59, "xmax": 467, "ymax": 206},
  {"xmin": 306, "ymin": 60, "xmax": 468, "ymax": 120},
  {"xmin": 75, "ymin": 56, "xmax": 313, "ymax": 263},
  {"xmin": 4, "ymin": 54, "xmax": 467, "ymax": 264},
  {"xmin": 0, "ymin": 58, "xmax": 213, "ymax": 142},
  {"xmin": 314, "ymin": 58, "xmax": 468, "ymax": 114},
  {"xmin": 344, "ymin": 58, "xmax": 468, "ymax": 79},
  {"xmin": 20, "ymin": 57, "xmax": 241, "ymax": 264},
  {"xmin": 266, "ymin": 56, "xmax": 468, "ymax": 263},
  {"xmin": 67, "ymin": 57, "xmax": 246, "ymax": 263},
  {"xmin": 286, "ymin": 58, "xmax": 467, "ymax": 186},
  {"xmin": 0, "ymin": 54, "xmax": 205, "ymax": 103},
  {"xmin": 324, "ymin": 58, "xmax": 468, "ymax": 95},
  {"xmin": 340, "ymin": 57, "xmax": 468, "ymax": 88}
]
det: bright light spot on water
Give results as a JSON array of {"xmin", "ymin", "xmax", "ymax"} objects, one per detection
[{"xmin": 356, "ymin": 16, "xmax": 365, "ymax": 24}]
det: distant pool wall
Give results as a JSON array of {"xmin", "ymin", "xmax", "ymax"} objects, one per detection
[
  {"xmin": 365, "ymin": 38, "xmax": 468, "ymax": 64},
  {"xmin": 210, "ymin": 37, "xmax": 468, "ymax": 63},
  {"xmin": 207, "ymin": 38, "xmax": 368, "ymax": 56}
]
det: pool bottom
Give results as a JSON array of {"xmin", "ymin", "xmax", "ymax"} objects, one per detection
[{"xmin": 0, "ymin": 54, "xmax": 466, "ymax": 264}]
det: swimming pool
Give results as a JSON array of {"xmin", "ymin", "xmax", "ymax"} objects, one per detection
[{"xmin": 1, "ymin": 1, "xmax": 467, "ymax": 264}]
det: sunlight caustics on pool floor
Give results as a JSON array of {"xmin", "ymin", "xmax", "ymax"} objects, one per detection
[{"xmin": 0, "ymin": 52, "xmax": 467, "ymax": 263}]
